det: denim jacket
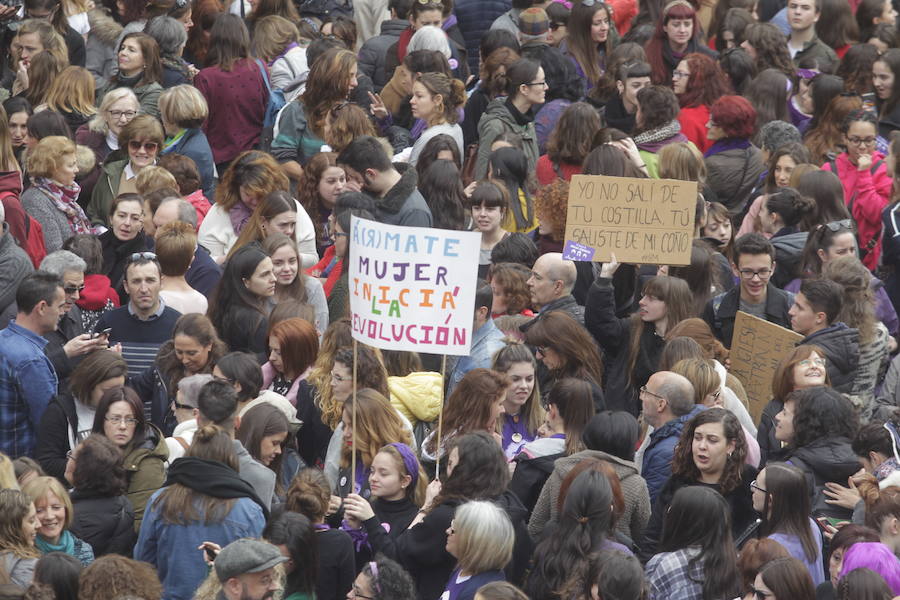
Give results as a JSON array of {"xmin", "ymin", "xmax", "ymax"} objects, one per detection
[{"xmin": 447, "ymin": 319, "xmax": 507, "ymax": 394}]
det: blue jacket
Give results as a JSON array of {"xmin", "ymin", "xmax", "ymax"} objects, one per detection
[
  {"xmin": 453, "ymin": 0, "xmax": 511, "ymax": 74},
  {"xmin": 447, "ymin": 319, "xmax": 506, "ymax": 393},
  {"xmin": 0, "ymin": 321, "xmax": 57, "ymax": 458},
  {"xmin": 135, "ymin": 489, "xmax": 265, "ymax": 600},
  {"xmin": 161, "ymin": 128, "xmax": 216, "ymax": 200},
  {"xmin": 642, "ymin": 405, "xmax": 705, "ymax": 505}
]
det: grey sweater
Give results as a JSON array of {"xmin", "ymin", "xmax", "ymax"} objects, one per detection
[{"xmin": 19, "ymin": 187, "xmax": 75, "ymax": 253}]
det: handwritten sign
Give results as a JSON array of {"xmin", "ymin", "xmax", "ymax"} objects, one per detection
[
  {"xmin": 729, "ymin": 311, "xmax": 803, "ymax": 424},
  {"xmin": 348, "ymin": 216, "xmax": 481, "ymax": 356},
  {"xmin": 563, "ymin": 174, "xmax": 697, "ymax": 265}
]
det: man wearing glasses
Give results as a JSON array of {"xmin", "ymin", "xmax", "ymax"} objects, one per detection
[{"xmin": 702, "ymin": 233, "xmax": 794, "ymax": 348}]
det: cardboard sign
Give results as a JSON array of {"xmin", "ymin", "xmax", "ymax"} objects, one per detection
[
  {"xmin": 348, "ymin": 216, "xmax": 481, "ymax": 356},
  {"xmin": 729, "ymin": 311, "xmax": 803, "ymax": 424},
  {"xmin": 563, "ymin": 174, "xmax": 697, "ymax": 265}
]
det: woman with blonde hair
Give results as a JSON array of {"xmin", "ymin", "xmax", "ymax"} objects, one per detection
[
  {"xmin": 76, "ymin": 88, "xmax": 139, "ymax": 165},
  {"xmin": 197, "ymin": 151, "xmax": 316, "ymax": 266},
  {"xmin": 21, "ymin": 136, "xmax": 94, "ymax": 252},
  {"xmin": 0, "ymin": 455, "xmax": 19, "ymax": 490},
  {"xmin": 41, "ymin": 66, "xmax": 97, "ymax": 134},
  {"xmin": 0, "ymin": 489, "xmax": 40, "ymax": 587},
  {"xmin": 21, "ymin": 476, "xmax": 93, "ymax": 565},
  {"xmin": 252, "ymin": 16, "xmax": 307, "ymax": 102},
  {"xmin": 441, "ymin": 501, "xmax": 514, "ymax": 599},
  {"xmin": 12, "ymin": 19, "xmax": 68, "ymax": 71},
  {"xmin": 158, "ymin": 84, "xmax": 215, "ymax": 199},
  {"xmin": 658, "ymin": 142, "xmax": 716, "ymax": 203}
]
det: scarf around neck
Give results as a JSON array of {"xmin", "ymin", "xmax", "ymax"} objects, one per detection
[
  {"xmin": 33, "ymin": 177, "xmax": 93, "ymax": 235},
  {"xmin": 632, "ymin": 120, "xmax": 681, "ymax": 145},
  {"xmin": 228, "ymin": 201, "xmax": 253, "ymax": 236},
  {"xmin": 35, "ymin": 530, "xmax": 75, "ymax": 556}
]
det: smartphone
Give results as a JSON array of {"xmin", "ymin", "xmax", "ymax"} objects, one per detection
[{"xmin": 92, "ymin": 328, "xmax": 112, "ymax": 339}]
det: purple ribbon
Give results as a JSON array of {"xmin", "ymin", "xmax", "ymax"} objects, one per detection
[
  {"xmin": 388, "ymin": 443, "xmax": 420, "ymax": 488},
  {"xmin": 341, "ymin": 520, "xmax": 371, "ymax": 552}
]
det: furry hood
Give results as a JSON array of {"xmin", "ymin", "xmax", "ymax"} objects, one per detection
[{"xmin": 88, "ymin": 8, "xmax": 123, "ymax": 46}]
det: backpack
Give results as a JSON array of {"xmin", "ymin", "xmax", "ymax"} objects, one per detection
[
  {"xmin": 0, "ymin": 191, "xmax": 46, "ymax": 269},
  {"xmin": 254, "ymin": 59, "xmax": 287, "ymax": 152}
]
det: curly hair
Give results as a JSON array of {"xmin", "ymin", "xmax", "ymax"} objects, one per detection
[
  {"xmin": 425, "ymin": 369, "xmax": 510, "ymax": 455},
  {"xmin": 0, "ymin": 489, "xmax": 39, "ymax": 560},
  {"xmin": 77, "ymin": 555, "xmax": 162, "ymax": 600},
  {"xmin": 671, "ymin": 407, "xmax": 748, "ymax": 494},
  {"xmin": 743, "ymin": 22, "xmax": 793, "ymax": 76},
  {"xmin": 634, "ymin": 85, "xmax": 680, "ymax": 133},
  {"xmin": 677, "ymin": 52, "xmax": 733, "ymax": 108},
  {"xmin": 340, "ymin": 389, "xmax": 413, "ymax": 469},
  {"xmin": 788, "ymin": 386, "xmax": 859, "ymax": 448},
  {"xmin": 285, "ymin": 468, "xmax": 331, "ymax": 522},
  {"xmin": 479, "ymin": 47, "xmax": 521, "ymax": 99},
  {"xmin": 362, "ymin": 554, "xmax": 417, "ymax": 600},
  {"xmin": 534, "ymin": 179, "xmax": 569, "ymax": 241},
  {"xmin": 546, "ymin": 102, "xmax": 602, "ymax": 166},
  {"xmin": 325, "ymin": 103, "xmax": 376, "ymax": 154},
  {"xmin": 307, "ymin": 319, "xmax": 352, "ymax": 428},
  {"xmin": 837, "ymin": 43, "xmax": 879, "ymax": 96},
  {"xmin": 488, "ymin": 263, "xmax": 533, "ymax": 315},
  {"xmin": 431, "ymin": 432, "xmax": 509, "ymax": 507},
  {"xmin": 316, "ymin": 345, "xmax": 389, "ymax": 430},
  {"xmin": 301, "ymin": 48, "xmax": 357, "ymax": 138},
  {"xmin": 296, "ymin": 152, "xmax": 341, "ymax": 247},
  {"xmin": 822, "ymin": 255, "xmax": 878, "ymax": 344}
]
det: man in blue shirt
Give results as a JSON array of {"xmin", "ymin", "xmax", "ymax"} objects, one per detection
[
  {"xmin": 0, "ymin": 271, "xmax": 66, "ymax": 457},
  {"xmin": 447, "ymin": 279, "xmax": 506, "ymax": 394}
]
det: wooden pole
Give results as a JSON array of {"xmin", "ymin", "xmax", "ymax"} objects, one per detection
[
  {"xmin": 435, "ymin": 354, "xmax": 447, "ymax": 479},
  {"xmin": 349, "ymin": 338, "xmax": 358, "ymax": 496}
]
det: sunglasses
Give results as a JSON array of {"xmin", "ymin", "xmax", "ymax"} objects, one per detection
[
  {"xmin": 127, "ymin": 251, "xmax": 157, "ymax": 263},
  {"xmin": 824, "ymin": 219, "xmax": 853, "ymax": 232},
  {"xmin": 128, "ymin": 140, "xmax": 159, "ymax": 153}
]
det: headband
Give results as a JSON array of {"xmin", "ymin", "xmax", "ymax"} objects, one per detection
[
  {"xmin": 663, "ymin": 0, "xmax": 692, "ymax": 14},
  {"xmin": 388, "ymin": 443, "xmax": 420, "ymax": 487}
]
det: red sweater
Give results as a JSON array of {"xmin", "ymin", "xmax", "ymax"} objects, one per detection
[
  {"xmin": 536, "ymin": 154, "xmax": 581, "ymax": 186},
  {"xmin": 678, "ymin": 104, "xmax": 712, "ymax": 153}
]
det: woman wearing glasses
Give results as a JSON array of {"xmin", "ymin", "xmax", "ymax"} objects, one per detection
[
  {"xmin": 822, "ymin": 109, "xmax": 892, "ymax": 271},
  {"xmin": 90, "ymin": 386, "xmax": 168, "ymax": 529},
  {"xmin": 672, "ymin": 53, "xmax": 731, "ymax": 153},
  {"xmin": 97, "ymin": 194, "xmax": 153, "ymax": 301},
  {"xmin": 349, "ymin": 555, "xmax": 416, "ymax": 600}
]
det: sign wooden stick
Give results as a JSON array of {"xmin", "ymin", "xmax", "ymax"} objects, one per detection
[
  {"xmin": 435, "ymin": 354, "xmax": 447, "ymax": 480},
  {"xmin": 349, "ymin": 338, "xmax": 358, "ymax": 496}
]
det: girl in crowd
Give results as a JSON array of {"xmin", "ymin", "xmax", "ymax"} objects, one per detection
[
  {"xmin": 469, "ymin": 181, "xmax": 510, "ymax": 279},
  {"xmin": 253, "ymin": 16, "xmax": 307, "ymax": 102},
  {"xmin": 194, "ymin": 14, "xmax": 267, "ymax": 172},
  {"xmin": 758, "ymin": 189, "xmax": 817, "ymax": 286},
  {"xmin": 816, "ymin": 525, "xmax": 882, "ymax": 599},
  {"xmin": 524, "ymin": 312, "xmax": 606, "ymax": 411},
  {"xmin": 42, "ymin": 66, "xmax": 97, "ymax": 135},
  {"xmin": 559, "ymin": 0, "xmax": 613, "ymax": 90},
  {"xmin": 738, "ymin": 142, "xmax": 812, "ymax": 240},
  {"xmin": 645, "ymin": 486, "xmax": 740, "ymax": 599},
  {"xmin": 286, "ymin": 469, "xmax": 355, "ymax": 600},
  {"xmin": 753, "ymin": 557, "xmax": 817, "ymax": 600},
  {"xmin": 474, "ymin": 58, "xmax": 542, "ymax": 179},
  {"xmin": 462, "ymin": 47, "xmax": 520, "ymax": 149},
  {"xmin": 22, "ymin": 477, "xmax": 93, "ymax": 566},
  {"xmin": 441, "ymin": 501, "xmax": 514, "ymax": 600},
  {"xmin": 703, "ymin": 201, "xmax": 735, "ymax": 258},
  {"xmin": 823, "ymin": 109, "xmax": 892, "ymax": 271},
  {"xmin": 417, "ymin": 160, "xmax": 468, "ymax": 231},
  {"xmin": 97, "ymin": 194, "xmax": 152, "ymax": 301},
  {"xmin": 777, "ymin": 386, "xmax": 860, "ymax": 520},
  {"xmin": 349, "ymin": 555, "xmax": 417, "ymax": 600},
  {"xmin": 158, "ymin": 85, "xmax": 215, "ymax": 200},
  {"xmin": 262, "ymin": 512, "xmax": 317, "ymax": 600},
  {"xmin": 640, "ymin": 408, "xmax": 755, "ymax": 561},
  {"xmin": 335, "ymin": 389, "xmax": 413, "ymax": 499},
  {"xmin": 89, "ymin": 114, "xmax": 163, "ymax": 225},
  {"xmin": 135, "ymin": 425, "xmax": 266, "ymax": 600},
  {"xmin": 752, "ymin": 462, "xmax": 825, "ymax": 585},
  {"xmin": 491, "ymin": 343, "xmax": 543, "ymax": 460},
  {"xmin": 874, "ymin": 48, "xmax": 900, "ymax": 139},
  {"xmin": 67, "ymin": 435, "xmax": 137, "ymax": 557},
  {"xmin": 263, "ymin": 233, "xmax": 328, "ymax": 333},
  {"xmin": 272, "ymin": 48, "xmax": 359, "ymax": 180},
  {"xmin": 489, "ymin": 146, "xmax": 537, "ymax": 234},
  {"xmin": 805, "ymin": 94, "xmax": 864, "ymax": 166},
  {"xmin": 421, "ymin": 369, "xmax": 508, "ymax": 467},
  {"xmin": 587, "ymin": 260, "xmax": 693, "ymax": 416},
  {"xmin": 236, "ymin": 403, "xmax": 290, "ymax": 500},
  {"xmin": 509, "ymin": 378, "xmax": 595, "ymax": 514},
  {"xmin": 795, "ymin": 170, "xmax": 852, "ymax": 227},
  {"xmin": 632, "ymin": 86, "xmax": 688, "ymax": 177},
  {"xmin": 525, "ymin": 469, "xmax": 627, "ymax": 600},
  {"xmin": 227, "ymin": 190, "xmax": 316, "ymax": 268},
  {"xmin": 704, "ymin": 95, "xmax": 767, "ymax": 217},
  {"xmin": 208, "ymin": 245, "xmax": 276, "ymax": 359},
  {"xmin": 99, "ymin": 33, "xmax": 164, "ymax": 117},
  {"xmin": 263, "ymin": 317, "xmax": 318, "ymax": 407},
  {"xmin": 408, "ymin": 72, "xmax": 465, "ymax": 166},
  {"xmin": 645, "ymin": 0, "xmax": 716, "ymax": 85},
  {"xmin": 91, "ymin": 387, "xmax": 167, "ymax": 528},
  {"xmin": 35, "ymin": 349, "xmax": 127, "ymax": 482},
  {"xmin": 4, "ymin": 96, "xmax": 32, "ymax": 167},
  {"xmin": 536, "ymin": 102, "xmax": 602, "ymax": 185},
  {"xmin": 489, "ymin": 264, "xmax": 534, "ymax": 319},
  {"xmin": 741, "ymin": 22, "xmax": 794, "ymax": 76},
  {"xmin": 0, "ymin": 489, "xmax": 40, "ymax": 587},
  {"xmin": 295, "ymin": 152, "xmax": 346, "ymax": 258},
  {"xmin": 838, "ymin": 543, "xmax": 900, "ymax": 596},
  {"xmin": 673, "ymin": 53, "xmax": 732, "ymax": 153}
]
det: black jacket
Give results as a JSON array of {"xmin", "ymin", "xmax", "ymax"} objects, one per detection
[
  {"xmin": 44, "ymin": 306, "xmax": 87, "ymax": 383},
  {"xmin": 701, "ymin": 283, "xmax": 794, "ymax": 348},
  {"xmin": 799, "ymin": 324, "xmax": 860, "ymax": 394},
  {"xmin": 509, "ymin": 450, "xmax": 563, "ymax": 517},
  {"xmin": 70, "ymin": 491, "xmax": 136, "ymax": 557},
  {"xmin": 34, "ymin": 392, "xmax": 79, "ymax": 482},
  {"xmin": 787, "ymin": 437, "xmax": 860, "ymax": 520},
  {"xmin": 757, "ymin": 399, "xmax": 790, "ymax": 467},
  {"xmin": 585, "ymin": 277, "xmax": 665, "ymax": 416}
]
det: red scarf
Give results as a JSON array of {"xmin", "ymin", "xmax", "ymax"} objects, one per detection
[{"xmin": 396, "ymin": 27, "xmax": 414, "ymax": 64}]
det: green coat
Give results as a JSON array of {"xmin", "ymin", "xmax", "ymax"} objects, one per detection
[
  {"xmin": 87, "ymin": 158, "xmax": 127, "ymax": 225},
  {"xmin": 123, "ymin": 422, "xmax": 169, "ymax": 531},
  {"xmin": 97, "ymin": 81, "xmax": 162, "ymax": 119},
  {"xmin": 474, "ymin": 97, "xmax": 540, "ymax": 180}
]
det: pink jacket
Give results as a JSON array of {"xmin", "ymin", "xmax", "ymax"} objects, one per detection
[
  {"xmin": 823, "ymin": 152, "xmax": 893, "ymax": 271},
  {"xmin": 261, "ymin": 362, "xmax": 310, "ymax": 407}
]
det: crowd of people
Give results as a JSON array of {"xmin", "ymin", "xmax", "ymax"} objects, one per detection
[{"xmin": 4, "ymin": 0, "xmax": 900, "ymax": 597}]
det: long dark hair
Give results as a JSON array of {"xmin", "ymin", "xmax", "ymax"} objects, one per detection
[
  {"xmin": 789, "ymin": 386, "xmax": 859, "ymax": 448},
  {"xmin": 417, "ymin": 159, "xmax": 467, "ymax": 230},
  {"xmin": 205, "ymin": 13, "xmax": 250, "ymax": 70},
  {"xmin": 208, "ymin": 245, "xmax": 271, "ymax": 346},
  {"xmin": 263, "ymin": 512, "xmax": 317, "ymax": 597},
  {"xmin": 523, "ymin": 311, "xmax": 604, "ymax": 385},
  {"xmin": 489, "ymin": 146, "xmax": 534, "ymax": 232},
  {"xmin": 525, "ymin": 470, "xmax": 616, "ymax": 600},
  {"xmin": 671, "ymin": 408, "xmax": 747, "ymax": 493},
  {"xmin": 545, "ymin": 378, "xmax": 596, "ymax": 455},
  {"xmin": 759, "ymin": 463, "xmax": 818, "ymax": 562},
  {"xmin": 33, "ymin": 552, "xmax": 81, "ymax": 600},
  {"xmin": 431, "ymin": 432, "xmax": 509, "ymax": 508},
  {"xmin": 660, "ymin": 486, "xmax": 741, "ymax": 600},
  {"xmin": 71, "ymin": 435, "xmax": 128, "ymax": 497},
  {"xmin": 876, "ymin": 49, "xmax": 900, "ymax": 120}
]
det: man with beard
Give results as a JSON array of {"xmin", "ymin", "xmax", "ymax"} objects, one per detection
[{"xmin": 214, "ymin": 538, "xmax": 287, "ymax": 600}]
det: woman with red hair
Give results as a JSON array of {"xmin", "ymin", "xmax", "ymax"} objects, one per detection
[
  {"xmin": 703, "ymin": 95, "xmax": 766, "ymax": 217},
  {"xmin": 673, "ymin": 53, "xmax": 732, "ymax": 153},
  {"xmin": 645, "ymin": 0, "xmax": 717, "ymax": 86}
]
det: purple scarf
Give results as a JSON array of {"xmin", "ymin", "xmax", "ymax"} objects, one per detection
[
  {"xmin": 703, "ymin": 138, "xmax": 751, "ymax": 158},
  {"xmin": 228, "ymin": 201, "xmax": 253, "ymax": 235}
]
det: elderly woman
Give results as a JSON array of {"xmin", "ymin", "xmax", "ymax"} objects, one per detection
[
  {"xmin": 88, "ymin": 115, "xmax": 164, "ymax": 225},
  {"xmin": 145, "ymin": 16, "xmax": 193, "ymax": 88},
  {"xmin": 21, "ymin": 136, "xmax": 95, "ymax": 252},
  {"xmin": 76, "ymin": 88, "xmax": 140, "ymax": 165},
  {"xmin": 159, "ymin": 85, "xmax": 215, "ymax": 199}
]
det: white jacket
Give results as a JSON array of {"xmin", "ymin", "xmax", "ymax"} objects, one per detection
[{"xmin": 270, "ymin": 47, "xmax": 309, "ymax": 102}]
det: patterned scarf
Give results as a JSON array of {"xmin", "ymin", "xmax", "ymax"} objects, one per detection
[
  {"xmin": 33, "ymin": 177, "xmax": 93, "ymax": 234},
  {"xmin": 632, "ymin": 119, "xmax": 682, "ymax": 145}
]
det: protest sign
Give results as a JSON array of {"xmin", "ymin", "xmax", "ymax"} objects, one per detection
[
  {"xmin": 348, "ymin": 216, "xmax": 481, "ymax": 356},
  {"xmin": 729, "ymin": 311, "xmax": 803, "ymax": 424},
  {"xmin": 562, "ymin": 174, "xmax": 697, "ymax": 265}
]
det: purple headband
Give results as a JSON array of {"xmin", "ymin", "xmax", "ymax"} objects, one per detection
[{"xmin": 387, "ymin": 443, "xmax": 420, "ymax": 487}]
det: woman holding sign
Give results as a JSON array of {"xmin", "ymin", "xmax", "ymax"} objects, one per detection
[{"xmin": 585, "ymin": 257, "xmax": 694, "ymax": 416}]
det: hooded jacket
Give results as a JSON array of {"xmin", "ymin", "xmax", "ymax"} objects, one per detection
[
  {"xmin": 123, "ymin": 423, "xmax": 169, "ymax": 529},
  {"xmin": 787, "ymin": 437, "xmax": 860, "ymax": 519},
  {"xmin": 799, "ymin": 323, "xmax": 860, "ymax": 394},
  {"xmin": 508, "ymin": 436, "xmax": 566, "ymax": 517},
  {"xmin": 705, "ymin": 141, "xmax": 767, "ymax": 216},
  {"xmin": 374, "ymin": 165, "xmax": 432, "ymax": 227},
  {"xmin": 528, "ymin": 449, "xmax": 650, "ymax": 544},
  {"xmin": 475, "ymin": 98, "xmax": 540, "ymax": 180}
]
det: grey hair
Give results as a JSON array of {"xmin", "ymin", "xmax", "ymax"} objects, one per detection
[
  {"xmin": 159, "ymin": 197, "xmax": 198, "ymax": 228},
  {"xmin": 758, "ymin": 121, "xmax": 801, "ymax": 153},
  {"xmin": 177, "ymin": 374, "xmax": 215, "ymax": 406},
  {"xmin": 146, "ymin": 16, "xmax": 188, "ymax": 57},
  {"xmin": 89, "ymin": 88, "xmax": 140, "ymax": 134},
  {"xmin": 40, "ymin": 250, "xmax": 87, "ymax": 276},
  {"xmin": 657, "ymin": 371, "xmax": 696, "ymax": 416},
  {"xmin": 408, "ymin": 25, "xmax": 451, "ymax": 59}
]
